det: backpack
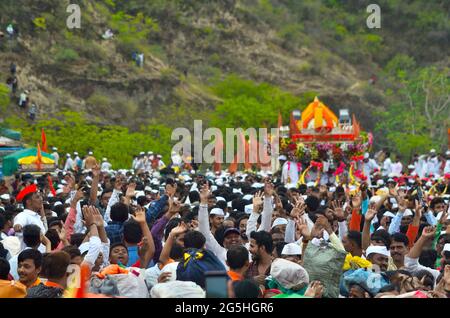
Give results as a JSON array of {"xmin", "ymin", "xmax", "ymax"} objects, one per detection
[{"xmin": 176, "ymin": 248, "xmax": 226, "ymax": 288}]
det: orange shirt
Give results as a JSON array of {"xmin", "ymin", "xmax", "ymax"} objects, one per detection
[
  {"xmin": 227, "ymin": 270, "xmax": 244, "ymax": 282},
  {"xmin": 28, "ymin": 278, "xmax": 41, "ymax": 289}
]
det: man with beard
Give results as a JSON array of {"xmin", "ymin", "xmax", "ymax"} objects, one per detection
[
  {"xmin": 390, "ymin": 233, "xmax": 409, "ymax": 269},
  {"xmin": 246, "ymin": 230, "xmax": 273, "ymax": 287}
]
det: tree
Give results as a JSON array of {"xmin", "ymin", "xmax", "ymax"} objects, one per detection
[{"xmin": 376, "ymin": 57, "xmax": 449, "ymax": 157}]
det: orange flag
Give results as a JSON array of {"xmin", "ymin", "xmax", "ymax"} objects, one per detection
[{"xmin": 41, "ymin": 128, "xmax": 48, "ymax": 153}]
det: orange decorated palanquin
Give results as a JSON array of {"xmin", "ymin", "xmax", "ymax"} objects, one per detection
[{"xmin": 290, "ymin": 97, "xmax": 360, "ymax": 143}]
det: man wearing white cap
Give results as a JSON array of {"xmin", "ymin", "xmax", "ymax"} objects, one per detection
[
  {"xmin": 63, "ymin": 154, "xmax": 74, "ymax": 171},
  {"xmin": 209, "ymin": 208, "xmax": 225, "ymax": 236},
  {"xmin": 101, "ymin": 158, "xmax": 112, "ymax": 171},
  {"xmin": 281, "ymin": 243, "xmax": 302, "ymax": 265},
  {"xmin": 365, "ymin": 245, "xmax": 390, "ymax": 272},
  {"xmin": 51, "ymin": 147, "xmax": 59, "ymax": 168},
  {"xmin": 391, "ymin": 156, "xmax": 403, "ymax": 177}
]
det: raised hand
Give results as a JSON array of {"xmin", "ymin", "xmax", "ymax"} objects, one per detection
[
  {"xmin": 331, "ymin": 200, "xmax": 345, "ymax": 222},
  {"xmin": 252, "ymin": 191, "xmax": 263, "ymax": 213},
  {"xmin": 304, "ymin": 281, "xmax": 324, "ymax": 298},
  {"xmin": 295, "ymin": 217, "xmax": 310, "ymax": 240},
  {"xmin": 56, "ymin": 222, "xmax": 67, "ymax": 241},
  {"xmin": 199, "ymin": 183, "xmax": 210, "ymax": 205},
  {"xmin": 126, "ymin": 182, "xmax": 137, "ymax": 198},
  {"xmin": 365, "ymin": 208, "xmax": 378, "ymax": 222},
  {"xmin": 91, "ymin": 206, "xmax": 105, "ymax": 227},
  {"xmin": 132, "ymin": 206, "xmax": 147, "ymax": 224},
  {"xmin": 290, "ymin": 201, "xmax": 306, "ymax": 219},
  {"xmin": 82, "ymin": 205, "xmax": 95, "ymax": 226},
  {"xmin": 168, "ymin": 197, "xmax": 181, "ymax": 215},
  {"xmin": 74, "ymin": 188, "xmax": 85, "ymax": 202},
  {"xmin": 92, "ymin": 163, "xmax": 101, "ymax": 178},
  {"xmin": 170, "ymin": 222, "xmax": 188, "ymax": 236},
  {"xmin": 421, "ymin": 226, "xmax": 436, "ymax": 240}
]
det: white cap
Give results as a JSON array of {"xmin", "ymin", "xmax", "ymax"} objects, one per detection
[
  {"xmin": 215, "ymin": 179, "xmax": 224, "ymax": 186},
  {"xmin": 88, "ymin": 151, "xmax": 93, "ymax": 155},
  {"xmin": 52, "ymin": 147, "xmax": 58, "ymax": 151},
  {"xmin": 0, "ymin": 194, "xmax": 10, "ymax": 200},
  {"xmin": 216, "ymin": 196, "xmax": 226, "ymax": 202},
  {"xmin": 53, "ymin": 201, "xmax": 62, "ymax": 207},
  {"xmin": 383, "ymin": 211, "xmax": 396, "ymax": 218},
  {"xmin": 281, "ymin": 243, "xmax": 302, "ymax": 256},
  {"xmin": 306, "ymin": 182, "xmax": 315, "ymax": 188},
  {"xmin": 366, "ymin": 245, "xmax": 390, "ymax": 258},
  {"xmin": 66, "ymin": 153, "xmax": 71, "ymax": 157},
  {"xmin": 144, "ymin": 186, "xmax": 153, "ymax": 192},
  {"xmin": 272, "ymin": 217, "xmax": 288, "ymax": 229},
  {"xmin": 140, "ymin": 152, "xmax": 145, "ymax": 156},
  {"xmin": 103, "ymin": 158, "xmax": 107, "ymax": 162},
  {"xmin": 56, "ymin": 188, "xmax": 64, "ymax": 195},
  {"xmin": 79, "ymin": 242, "xmax": 90, "ymax": 255},
  {"xmin": 445, "ymin": 150, "xmax": 450, "ymax": 156},
  {"xmin": 74, "ymin": 152, "xmax": 79, "ymax": 156},
  {"xmin": 210, "ymin": 208, "xmax": 224, "ymax": 216},
  {"xmin": 148, "ymin": 151, "xmax": 153, "ymax": 155},
  {"xmin": 407, "ymin": 165, "xmax": 415, "ymax": 170},
  {"xmin": 242, "ymin": 194, "xmax": 253, "ymax": 201},
  {"xmin": 61, "ymin": 180, "xmax": 68, "ymax": 185},
  {"xmin": 135, "ymin": 191, "xmax": 145, "ymax": 199},
  {"xmin": 430, "ymin": 149, "xmax": 436, "ymax": 153},
  {"xmin": 278, "ymin": 155, "xmax": 287, "ymax": 161},
  {"xmin": 251, "ymin": 183, "xmax": 264, "ymax": 189},
  {"xmin": 403, "ymin": 209, "xmax": 414, "ymax": 217},
  {"xmin": 364, "ymin": 153, "xmax": 370, "ymax": 159},
  {"xmin": 443, "ymin": 244, "xmax": 450, "ymax": 253},
  {"xmin": 242, "ymin": 204, "xmax": 252, "ymax": 214},
  {"xmin": 232, "ymin": 188, "xmax": 242, "ymax": 194},
  {"xmin": 157, "ymin": 155, "xmax": 162, "ymax": 159},
  {"xmin": 377, "ymin": 179, "xmax": 384, "ymax": 186}
]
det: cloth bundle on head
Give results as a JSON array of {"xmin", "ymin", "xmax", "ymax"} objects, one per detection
[
  {"xmin": 269, "ymin": 258, "xmax": 309, "ymax": 292},
  {"xmin": 150, "ymin": 281, "xmax": 205, "ymax": 298},
  {"xmin": 340, "ymin": 268, "xmax": 389, "ymax": 297}
]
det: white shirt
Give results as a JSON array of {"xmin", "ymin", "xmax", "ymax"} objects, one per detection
[
  {"xmin": 64, "ymin": 157, "xmax": 74, "ymax": 171},
  {"xmin": 391, "ymin": 162, "xmax": 403, "ymax": 176},
  {"xmin": 52, "ymin": 152, "xmax": 59, "ymax": 166},
  {"xmin": 382, "ymin": 158, "xmax": 392, "ymax": 176},
  {"xmin": 13, "ymin": 209, "xmax": 46, "ymax": 234},
  {"xmin": 426, "ymin": 156, "xmax": 440, "ymax": 176},
  {"xmin": 281, "ymin": 161, "xmax": 300, "ymax": 185}
]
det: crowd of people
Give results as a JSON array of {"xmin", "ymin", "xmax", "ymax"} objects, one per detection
[{"xmin": 0, "ymin": 145, "xmax": 449, "ymax": 298}]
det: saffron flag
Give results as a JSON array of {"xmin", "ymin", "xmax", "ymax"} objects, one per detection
[{"xmin": 41, "ymin": 128, "xmax": 48, "ymax": 153}]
